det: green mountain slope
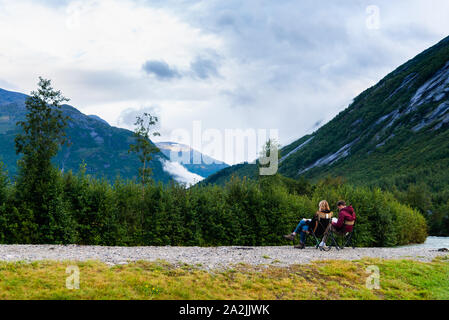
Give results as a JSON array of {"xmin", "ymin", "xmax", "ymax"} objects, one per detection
[
  {"xmin": 202, "ymin": 36, "xmax": 449, "ymax": 235},
  {"xmin": 204, "ymin": 37, "xmax": 449, "ymax": 202},
  {"xmin": 0, "ymin": 88, "xmax": 174, "ymax": 183},
  {"xmin": 278, "ymin": 35, "xmax": 449, "ymax": 184},
  {"xmin": 205, "ymin": 35, "xmax": 449, "ymax": 187}
]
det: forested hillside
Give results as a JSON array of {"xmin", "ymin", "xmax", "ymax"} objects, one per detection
[
  {"xmin": 203, "ymin": 36, "xmax": 449, "ymax": 235},
  {"xmin": 0, "ymin": 88, "xmax": 173, "ymax": 183}
]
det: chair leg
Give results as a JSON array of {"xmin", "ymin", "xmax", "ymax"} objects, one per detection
[
  {"xmin": 343, "ymin": 232, "xmax": 355, "ymax": 249},
  {"xmin": 344, "ymin": 234, "xmax": 351, "ymax": 248},
  {"xmin": 312, "ymin": 234, "xmax": 320, "ymax": 249},
  {"xmin": 328, "ymin": 231, "xmax": 344, "ymax": 250},
  {"xmin": 332, "ymin": 233, "xmax": 341, "ymax": 250},
  {"xmin": 349, "ymin": 234, "xmax": 356, "ymax": 249}
]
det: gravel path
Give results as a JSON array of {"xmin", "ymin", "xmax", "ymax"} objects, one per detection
[{"xmin": 0, "ymin": 245, "xmax": 447, "ymax": 269}]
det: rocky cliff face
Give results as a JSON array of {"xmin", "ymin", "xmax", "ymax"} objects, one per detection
[{"xmin": 278, "ymin": 36, "xmax": 449, "ymax": 182}]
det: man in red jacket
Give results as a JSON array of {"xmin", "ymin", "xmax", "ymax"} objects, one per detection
[{"xmin": 319, "ymin": 200, "xmax": 356, "ymax": 249}]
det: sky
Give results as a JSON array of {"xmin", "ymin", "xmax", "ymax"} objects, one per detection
[{"xmin": 1, "ymin": 0, "xmax": 449, "ymax": 165}]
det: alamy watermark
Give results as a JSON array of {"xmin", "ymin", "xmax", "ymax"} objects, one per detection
[
  {"xmin": 366, "ymin": 5, "xmax": 381, "ymax": 30},
  {"xmin": 365, "ymin": 265, "xmax": 380, "ymax": 290},
  {"xmin": 168, "ymin": 120, "xmax": 279, "ymax": 175},
  {"xmin": 66, "ymin": 265, "xmax": 80, "ymax": 290}
]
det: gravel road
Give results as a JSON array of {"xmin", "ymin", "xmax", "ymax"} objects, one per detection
[{"xmin": 0, "ymin": 245, "xmax": 447, "ymax": 269}]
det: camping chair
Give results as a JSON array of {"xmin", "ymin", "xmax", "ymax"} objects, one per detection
[
  {"xmin": 322, "ymin": 220, "xmax": 356, "ymax": 251},
  {"xmin": 293, "ymin": 212, "xmax": 333, "ymax": 249}
]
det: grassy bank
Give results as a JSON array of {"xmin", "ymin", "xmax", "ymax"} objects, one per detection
[{"xmin": 0, "ymin": 257, "xmax": 447, "ymax": 300}]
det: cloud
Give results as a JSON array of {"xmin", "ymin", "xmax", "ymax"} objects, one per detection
[
  {"xmin": 1, "ymin": 0, "xmax": 449, "ymax": 164},
  {"xmin": 142, "ymin": 60, "xmax": 180, "ymax": 80},
  {"xmin": 0, "ymin": 0, "xmax": 222, "ymax": 116},
  {"xmin": 117, "ymin": 105, "xmax": 161, "ymax": 129},
  {"xmin": 57, "ymin": 68, "xmax": 147, "ymax": 104},
  {"xmin": 165, "ymin": 0, "xmax": 449, "ymax": 147},
  {"xmin": 142, "ymin": 55, "xmax": 221, "ymax": 81},
  {"xmin": 190, "ymin": 56, "xmax": 220, "ymax": 79},
  {"xmin": 0, "ymin": 78, "xmax": 19, "ymax": 91},
  {"xmin": 161, "ymin": 159, "xmax": 204, "ymax": 186}
]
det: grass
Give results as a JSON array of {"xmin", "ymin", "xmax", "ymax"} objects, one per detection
[{"xmin": 0, "ymin": 257, "xmax": 447, "ymax": 300}]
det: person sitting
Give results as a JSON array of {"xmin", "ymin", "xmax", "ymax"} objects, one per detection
[
  {"xmin": 284, "ymin": 200, "xmax": 333, "ymax": 249},
  {"xmin": 319, "ymin": 200, "xmax": 356, "ymax": 249}
]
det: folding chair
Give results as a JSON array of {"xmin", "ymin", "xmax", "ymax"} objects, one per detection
[
  {"xmin": 322, "ymin": 221, "xmax": 356, "ymax": 251},
  {"xmin": 293, "ymin": 212, "xmax": 333, "ymax": 249}
]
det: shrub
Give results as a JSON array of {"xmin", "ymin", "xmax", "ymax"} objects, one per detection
[
  {"xmin": 0, "ymin": 166, "xmax": 427, "ymax": 247},
  {"xmin": 310, "ymin": 183, "xmax": 427, "ymax": 246}
]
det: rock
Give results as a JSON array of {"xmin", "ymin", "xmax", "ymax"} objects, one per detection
[{"xmin": 0, "ymin": 245, "xmax": 447, "ymax": 269}]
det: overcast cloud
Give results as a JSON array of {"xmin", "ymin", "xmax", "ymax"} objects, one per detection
[{"xmin": 0, "ymin": 0, "xmax": 448, "ymax": 164}]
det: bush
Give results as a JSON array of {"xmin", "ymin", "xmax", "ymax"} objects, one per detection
[
  {"xmin": 310, "ymin": 183, "xmax": 427, "ymax": 246},
  {"xmin": 0, "ymin": 166, "xmax": 428, "ymax": 247}
]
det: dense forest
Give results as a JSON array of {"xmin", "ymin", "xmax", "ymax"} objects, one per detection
[
  {"xmin": 0, "ymin": 166, "xmax": 427, "ymax": 247},
  {"xmin": 202, "ymin": 160, "xmax": 449, "ymax": 237},
  {"xmin": 202, "ymin": 36, "xmax": 449, "ymax": 236},
  {"xmin": 0, "ymin": 78, "xmax": 429, "ymax": 247}
]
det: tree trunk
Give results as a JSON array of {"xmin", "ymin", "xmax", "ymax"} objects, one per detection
[{"xmin": 142, "ymin": 160, "xmax": 146, "ymax": 199}]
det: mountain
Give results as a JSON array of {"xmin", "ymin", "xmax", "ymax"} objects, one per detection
[
  {"xmin": 0, "ymin": 88, "xmax": 174, "ymax": 183},
  {"xmin": 156, "ymin": 141, "xmax": 229, "ymax": 178},
  {"xmin": 199, "ymin": 162, "xmax": 258, "ymax": 186},
  {"xmin": 203, "ymin": 35, "xmax": 449, "ymax": 189},
  {"xmin": 87, "ymin": 114, "xmax": 109, "ymax": 126}
]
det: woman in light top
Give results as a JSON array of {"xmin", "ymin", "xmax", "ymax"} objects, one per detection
[{"xmin": 284, "ymin": 200, "xmax": 333, "ymax": 249}]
